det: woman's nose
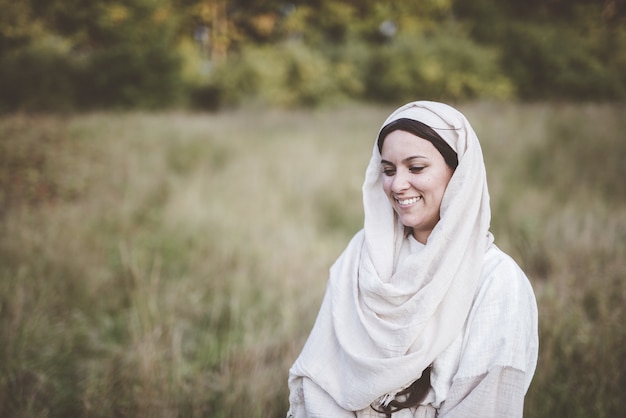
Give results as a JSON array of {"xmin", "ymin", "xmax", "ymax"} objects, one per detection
[{"xmin": 391, "ymin": 170, "xmax": 409, "ymax": 193}]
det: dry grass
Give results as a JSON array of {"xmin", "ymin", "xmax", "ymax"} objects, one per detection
[{"xmin": 0, "ymin": 102, "xmax": 624, "ymax": 417}]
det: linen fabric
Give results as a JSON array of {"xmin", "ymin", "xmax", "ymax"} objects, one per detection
[
  {"xmin": 355, "ymin": 239, "xmax": 538, "ymax": 417},
  {"xmin": 287, "ymin": 101, "xmax": 535, "ymax": 416}
]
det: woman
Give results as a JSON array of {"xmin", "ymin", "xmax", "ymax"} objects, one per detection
[{"xmin": 287, "ymin": 101, "xmax": 538, "ymax": 417}]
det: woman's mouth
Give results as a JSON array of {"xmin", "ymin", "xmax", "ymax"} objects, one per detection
[{"xmin": 396, "ymin": 196, "xmax": 422, "ymax": 206}]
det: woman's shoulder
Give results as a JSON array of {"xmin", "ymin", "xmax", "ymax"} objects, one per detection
[
  {"xmin": 430, "ymin": 244, "xmax": 539, "ymax": 401},
  {"xmin": 453, "ymin": 243, "xmax": 538, "ymax": 378},
  {"xmin": 471, "ymin": 244, "xmax": 538, "ymax": 331},
  {"xmin": 478, "ymin": 244, "xmax": 535, "ymax": 302},
  {"xmin": 483, "ymin": 244, "xmax": 524, "ymax": 275}
]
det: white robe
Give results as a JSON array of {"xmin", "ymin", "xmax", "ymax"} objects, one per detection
[
  {"xmin": 289, "ymin": 237, "xmax": 538, "ymax": 417},
  {"xmin": 357, "ymin": 238, "xmax": 538, "ymax": 417},
  {"xmin": 287, "ymin": 101, "xmax": 539, "ymax": 417}
]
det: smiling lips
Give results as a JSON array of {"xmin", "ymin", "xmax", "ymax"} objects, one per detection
[{"xmin": 396, "ymin": 196, "xmax": 422, "ymax": 206}]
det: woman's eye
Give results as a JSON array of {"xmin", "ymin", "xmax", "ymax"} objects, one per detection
[
  {"xmin": 382, "ymin": 168, "xmax": 395, "ymax": 176},
  {"xmin": 410, "ymin": 166, "xmax": 425, "ymax": 173}
]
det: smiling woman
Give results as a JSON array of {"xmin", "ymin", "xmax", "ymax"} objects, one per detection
[
  {"xmin": 379, "ymin": 129, "xmax": 454, "ymax": 244},
  {"xmin": 287, "ymin": 101, "xmax": 539, "ymax": 417}
]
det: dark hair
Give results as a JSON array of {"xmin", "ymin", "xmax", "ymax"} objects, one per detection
[
  {"xmin": 371, "ymin": 366, "xmax": 432, "ymax": 417},
  {"xmin": 377, "ymin": 118, "xmax": 458, "ymax": 170}
]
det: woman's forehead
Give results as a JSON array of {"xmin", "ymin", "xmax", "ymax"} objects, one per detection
[{"xmin": 380, "ymin": 131, "xmax": 442, "ymax": 158}]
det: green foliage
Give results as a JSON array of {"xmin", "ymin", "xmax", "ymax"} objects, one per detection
[
  {"xmin": 0, "ymin": 0, "xmax": 40, "ymax": 50},
  {"xmin": 0, "ymin": 37, "xmax": 82, "ymax": 113},
  {"xmin": 1, "ymin": 0, "xmax": 625, "ymax": 112},
  {"xmin": 0, "ymin": 0, "xmax": 184, "ymax": 112},
  {"xmin": 85, "ymin": 43, "xmax": 184, "ymax": 109},
  {"xmin": 501, "ymin": 23, "xmax": 621, "ymax": 100},
  {"xmin": 0, "ymin": 40, "xmax": 184, "ymax": 112},
  {"xmin": 200, "ymin": 42, "xmax": 344, "ymax": 108},
  {"xmin": 191, "ymin": 27, "xmax": 513, "ymax": 110},
  {"xmin": 454, "ymin": 0, "xmax": 626, "ymax": 101},
  {"xmin": 363, "ymin": 30, "xmax": 514, "ymax": 102}
]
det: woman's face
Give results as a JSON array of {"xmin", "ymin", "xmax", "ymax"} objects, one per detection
[{"xmin": 380, "ymin": 130, "xmax": 454, "ymax": 244}]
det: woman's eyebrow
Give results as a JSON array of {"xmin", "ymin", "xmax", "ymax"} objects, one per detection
[
  {"xmin": 404, "ymin": 155, "xmax": 428, "ymax": 163},
  {"xmin": 380, "ymin": 156, "xmax": 428, "ymax": 165}
]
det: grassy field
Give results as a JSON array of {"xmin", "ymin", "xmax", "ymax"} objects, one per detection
[{"xmin": 1, "ymin": 102, "xmax": 624, "ymax": 417}]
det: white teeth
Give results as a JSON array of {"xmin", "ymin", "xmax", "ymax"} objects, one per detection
[{"xmin": 397, "ymin": 197, "xmax": 420, "ymax": 205}]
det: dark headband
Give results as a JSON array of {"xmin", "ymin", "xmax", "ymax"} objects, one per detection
[{"xmin": 377, "ymin": 118, "xmax": 458, "ymax": 170}]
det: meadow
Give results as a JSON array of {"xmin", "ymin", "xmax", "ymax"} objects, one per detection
[{"xmin": 0, "ymin": 102, "xmax": 624, "ymax": 417}]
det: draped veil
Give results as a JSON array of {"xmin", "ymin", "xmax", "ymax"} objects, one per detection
[{"xmin": 288, "ymin": 101, "xmax": 494, "ymax": 415}]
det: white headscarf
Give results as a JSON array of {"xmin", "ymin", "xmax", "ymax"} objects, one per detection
[{"xmin": 287, "ymin": 101, "xmax": 494, "ymax": 415}]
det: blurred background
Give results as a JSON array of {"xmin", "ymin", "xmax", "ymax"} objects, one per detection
[
  {"xmin": 1, "ymin": 0, "xmax": 625, "ymax": 111},
  {"xmin": 1, "ymin": 1, "xmax": 625, "ymax": 417}
]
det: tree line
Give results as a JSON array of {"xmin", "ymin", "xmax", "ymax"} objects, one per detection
[{"xmin": 1, "ymin": 0, "xmax": 624, "ymax": 111}]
